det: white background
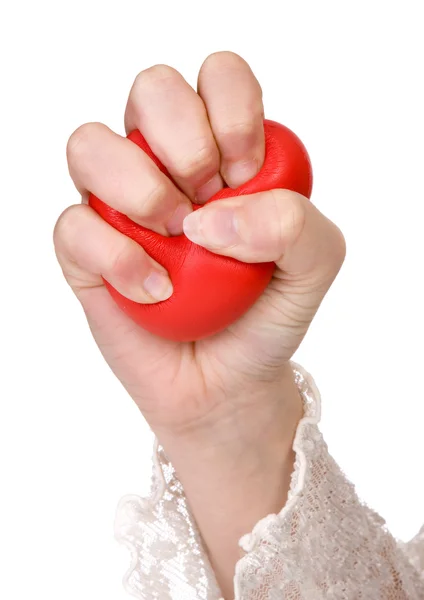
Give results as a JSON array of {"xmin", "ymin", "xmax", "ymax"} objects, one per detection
[{"xmin": 1, "ymin": 1, "xmax": 423, "ymax": 598}]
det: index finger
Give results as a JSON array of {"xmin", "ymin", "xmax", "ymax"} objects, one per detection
[{"xmin": 67, "ymin": 122, "xmax": 192, "ymax": 236}]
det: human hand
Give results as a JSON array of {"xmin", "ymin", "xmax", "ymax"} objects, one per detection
[{"xmin": 54, "ymin": 51, "xmax": 345, "ymax": 596}]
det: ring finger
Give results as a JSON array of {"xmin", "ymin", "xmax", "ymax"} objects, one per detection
[{"xmin": 125, "ymin": 65, "xmax": 224, "ymax": 204}]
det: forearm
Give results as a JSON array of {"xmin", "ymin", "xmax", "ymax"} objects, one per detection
[
  {"xmin": 116, "ymin": 364, "xmax": 424, "ymax": 599},
  {"xmin": 157, "ymin": 366, "xmax": 303, "ymax": 599}
]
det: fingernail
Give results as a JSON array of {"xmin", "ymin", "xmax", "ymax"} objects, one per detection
[
  {"xmin": 183, "ymin": 207, "xmax": 239, "ymax": 248},
  {"xmin": 143, "ymin": 271, "xmax": 173, "ymax": 302},
  {"xmin": 224, "ymin": 159, "xmax": 259, "ymax": 188},
  {"xmin": 167, "ymin": 203, "xmax": 193, "ymax": 236},
  {"xmin": 195, "ymin": 173, "xmax": 224, "ymax": 204}
]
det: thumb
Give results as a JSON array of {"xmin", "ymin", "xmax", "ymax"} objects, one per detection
[{"xmin": 183, "ymin": 189, "xmax": 345, "ymax": 331}]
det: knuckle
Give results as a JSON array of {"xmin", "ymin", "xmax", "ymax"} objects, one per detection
[
  {"xmin": 272, "ymin": 190, "xmax": 306, "ymax": 247},
  {"xmin": 66, "ymin": 122, "xmax": 105, "ymax": 163},
  {"xmin": 331, "ymin": 224, "xmax": 347, "ymax": 267},
  {"xmin": 139, "ymin": 181, "xmax": 168, "ymax": 217},
  {"xmin": 53, "ymin": 204, "xmax": 83, "ymax": 247},
  {"xmin": 218, "ymin": 119, "xmax": 261, "ymax": 148},
  {"xmin": 108, "ymin": 239, "xmax": 147, "ymax": 292},
  {"xmin": 53, "ymin": 205, "xmax": 92, "ymax": 280},
  {"xmin": 200, "ymin": 52, "xmax": 263, "ymax": 99},
  {"xmin": 202, "ymin": 51, "xmax": 246, "ymax": 72},
  {"xmin": 173, "ymin": 143, "xmax": 218, "ymax": 180},
  {"xmin": 132, "ymin": 64, "xmax": 180, "ymax": 93},
  {"xmin": 109, "ymin": 239, "xmax": 133, "ymax": 277}
]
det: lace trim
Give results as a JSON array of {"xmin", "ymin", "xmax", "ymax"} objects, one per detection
[
  {"xmin": 238, "ymin": 362, "xmax": 320, "ymax": 554},
  {"xmin": 115, "ymin": 363, "xmax": 424, "ymax": 599},
  {"xmin": 115, "ymin": 442, "xmax": 221, "ymax": 599},
  {"xmin": 114, "ymin": 362, "xmax": 318, "ymax": 599}
]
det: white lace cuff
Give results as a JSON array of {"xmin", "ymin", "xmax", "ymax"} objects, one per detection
[{"xmin": 115, "ymin": 363, "xmax": 424, "ymax": 599}]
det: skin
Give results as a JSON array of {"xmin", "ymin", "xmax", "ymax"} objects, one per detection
[{"xmin": 54, "ymin": 51, "xmax": 346, "ymax": 598}]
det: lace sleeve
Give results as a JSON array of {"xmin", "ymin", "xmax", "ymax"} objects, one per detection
[{"xmin": 114, "ymin": 364, "xmax": 424, "ymax": 599}]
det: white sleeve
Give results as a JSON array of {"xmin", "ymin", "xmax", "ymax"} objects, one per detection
[{"xmin": 114, "ymin": 364, "xmax": 424, "ymax": 599}]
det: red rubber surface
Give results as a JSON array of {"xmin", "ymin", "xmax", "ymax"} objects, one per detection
[{"xmin": 89, "ymin": 119, "xmax": 313, "ymax": 342}]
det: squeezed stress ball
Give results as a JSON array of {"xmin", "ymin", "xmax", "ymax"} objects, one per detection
[{"xmin": 89, "ymin": 119, "xmax": 313, "ymax": 342}]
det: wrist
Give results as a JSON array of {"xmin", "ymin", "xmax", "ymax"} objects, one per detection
[
  {"xmin": 156, "ymin": 365, "xmax": 303, "ymax": 598},
  {"xmin": 157, "ymin": 363, "xmax": 303, "ymax": 474}
]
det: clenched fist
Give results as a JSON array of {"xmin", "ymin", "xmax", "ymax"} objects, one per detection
[{"xmin": 54, "ymin": 51, "xmax": 345, "ymax": 597}]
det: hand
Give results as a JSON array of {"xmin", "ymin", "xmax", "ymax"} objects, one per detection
[{"xmin": 54, "ymin": 51, "xmax": 345, "ymax": 597}]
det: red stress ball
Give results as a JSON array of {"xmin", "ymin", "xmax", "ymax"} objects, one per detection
[{"xmin": 89, "ymin": 119, "xmax": 313, "ymax": 342}]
